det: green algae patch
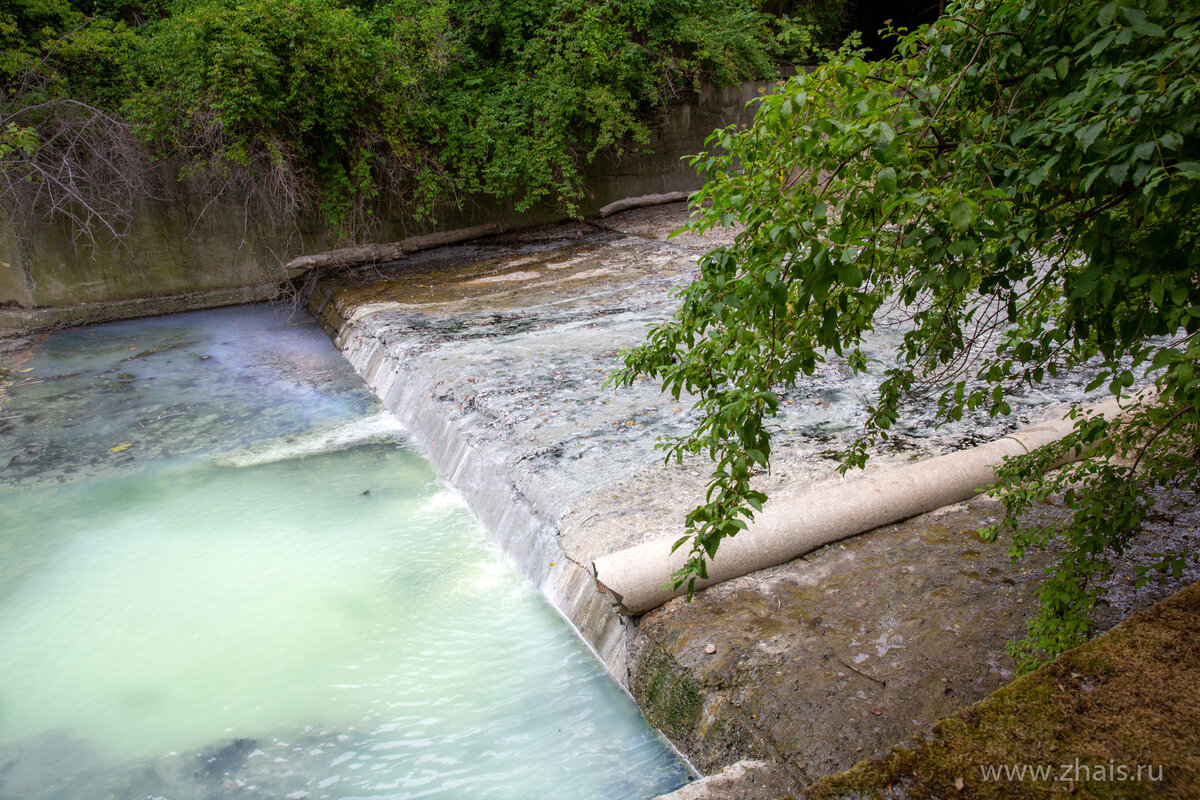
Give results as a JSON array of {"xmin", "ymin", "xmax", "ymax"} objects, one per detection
[
  {"xmin": 802, "ymin": 580, "xmax": 1200, "ymax": 800},
  {"xmin": 629, "ymin": 630, "xmax": 781, "ymax": 778},
  {"xmin": 634, "ymin": 640, "xmax": 704, "ymax": 743}
]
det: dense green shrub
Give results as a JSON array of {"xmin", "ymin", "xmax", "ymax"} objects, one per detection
[
  {"xmin": 426, "ymin": 0, "xmax": 816, "ymax": 214},
  {"xmin": 127, "ymin": 0, "xmax": 437, "ymax": 230},
  {"xmin": 1, "ymin": 1, "xmax": 148, "ymax": 237},
  {"xmin": 3, "ymin": 0, "xmax": 848, "ymax": 239},
  {"xmin": 1, "ymin": 1, "xmax": 135, "ymax": 109}
]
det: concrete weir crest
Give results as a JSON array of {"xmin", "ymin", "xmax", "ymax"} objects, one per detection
[
  {"xmin": 303, "ymin": 219, "xmax": 1136, "ymax": 695},
  {"xmin": 309, "ymin": 281, "xmax": 633, "ymax": 677},
  {"xmin": 301, "ymin": 215, "xmax": 1190, "ymax": 797}
]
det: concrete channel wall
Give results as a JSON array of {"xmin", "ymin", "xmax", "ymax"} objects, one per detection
[{"xmin": 0, "ymin": 80, "xmax": 770, "ymax": 331}]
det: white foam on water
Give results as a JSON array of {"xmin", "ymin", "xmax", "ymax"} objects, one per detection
[
  {"xmin": 219, "ymin": 412, "xmax": 409, "ymax": 467},
  {"xmin": 413, "ymin": 485, "xmax": 469, "ymax": 517}
]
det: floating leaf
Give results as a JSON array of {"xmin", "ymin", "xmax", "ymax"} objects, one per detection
[{"xmin": 110, "ymin": 443, "xmax": 133, "ymax": 453}]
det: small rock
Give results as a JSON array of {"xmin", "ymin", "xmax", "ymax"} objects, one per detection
[
  {"xmin": 650, "ymin": 759, "xmax": 796, "ymax": 800},
  {"xmin": 704, "ymin": 643, "xmax": 717, "ymax": 654}
]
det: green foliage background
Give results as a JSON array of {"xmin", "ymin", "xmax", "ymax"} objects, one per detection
[{"xmin": 1, "ymin": 0, "xmax": 846, "ymax": 235}]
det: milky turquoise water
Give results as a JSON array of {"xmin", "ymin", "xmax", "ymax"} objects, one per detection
[{"xmin": 0, "ymin": 306, "xmax": 689, "ymax": 799}]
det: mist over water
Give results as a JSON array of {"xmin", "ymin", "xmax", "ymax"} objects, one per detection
[{"xmin": 0, "ymin": 306, "xmax": 688, "ymax": 799}]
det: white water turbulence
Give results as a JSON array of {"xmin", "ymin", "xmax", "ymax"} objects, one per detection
[{"xmin": 0, "ymin": 306, "xmax": 689, "ymax": 799}]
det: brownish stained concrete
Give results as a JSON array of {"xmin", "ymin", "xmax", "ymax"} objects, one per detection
[
  {"xmin": 629, "ymin": 495, "xmax": 1050, "ymax": 784},
  {"xmin": 631, "ymin": 492, "xmax": 1200, "ymax": 794}
]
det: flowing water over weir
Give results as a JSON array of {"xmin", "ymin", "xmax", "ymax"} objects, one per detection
[
  {"xmin": 305, "ymin": 216, "xmax": 1108, "ymax": 682},
  {"xmin": 0, "ymin": 306, "xmax": 691, "ymax": 799}
]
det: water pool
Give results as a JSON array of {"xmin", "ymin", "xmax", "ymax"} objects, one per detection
[{"xmin": 0, "ymin": 305, "xmax": 689, "ymax": 799}]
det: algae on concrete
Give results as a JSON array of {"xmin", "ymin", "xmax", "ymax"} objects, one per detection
[{"xmin": 633, "ymin": 639, "xmax": 705, "ymax": 744}]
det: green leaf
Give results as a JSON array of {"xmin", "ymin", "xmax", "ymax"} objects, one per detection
[
  {"xmin": 1120, "ymin": 7, "xmax": 1166, "ymax": 37},
  {"xmin": 1077, "ymin": 121, "xmax": 1106, "ymax": 150},
  {"xmin": 947, "ymin": 238, "xmax": 978, "ymax": 256},
  {"xmin": 1133, "ymin": 141, "xmax": 1156, "ymax": 161},
  {"xmin": 948, "ymin": 199, "xmax": 973, "ymax": 231},
  {"xmin": 877, "ymin": 166, "xmax": 897, "ymax": 193},
  {"xmin": 1175, "ymin": 161, "xmax": 1200, "ymax": 178}
]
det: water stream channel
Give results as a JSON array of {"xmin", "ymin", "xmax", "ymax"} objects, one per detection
[{"xmin": 0, "ymin": 305, "xmax": 690, "ymax": 799}]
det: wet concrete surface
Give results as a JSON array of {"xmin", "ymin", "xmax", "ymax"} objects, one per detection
[
  {"xmin": 308, "ymin": 202, "xmax": 1200, "ymax": 794},
  {"xmin": 631, "ymin": 493, "xmax": 1200, "ymax": 786}
]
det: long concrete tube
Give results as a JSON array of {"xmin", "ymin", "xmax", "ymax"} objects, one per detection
[{"xmin": 592, "ymin": 398, "xmax": 1130, "ymax": 615}]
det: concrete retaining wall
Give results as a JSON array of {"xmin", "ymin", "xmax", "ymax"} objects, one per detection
[{"xmin": 0, "ymin": 81, "xmax": 770, "ymax": 330}]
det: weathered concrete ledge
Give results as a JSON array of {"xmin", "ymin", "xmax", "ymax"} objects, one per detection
[
  {"xmin": 304, "ymin": 204, "xmax": 1199, "ymax": 796},
  {"xmin": 0, "ymin": 281, "xmax": 286, "ymax": 331},
  {"xmin": 1, "ymin": 81, "xmax": 770, "ymax": 330}
]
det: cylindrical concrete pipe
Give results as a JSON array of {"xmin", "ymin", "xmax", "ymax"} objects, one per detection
[{"xmin": 592, "ymin": 397, "xmax": 1130, "ymax": 615}]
